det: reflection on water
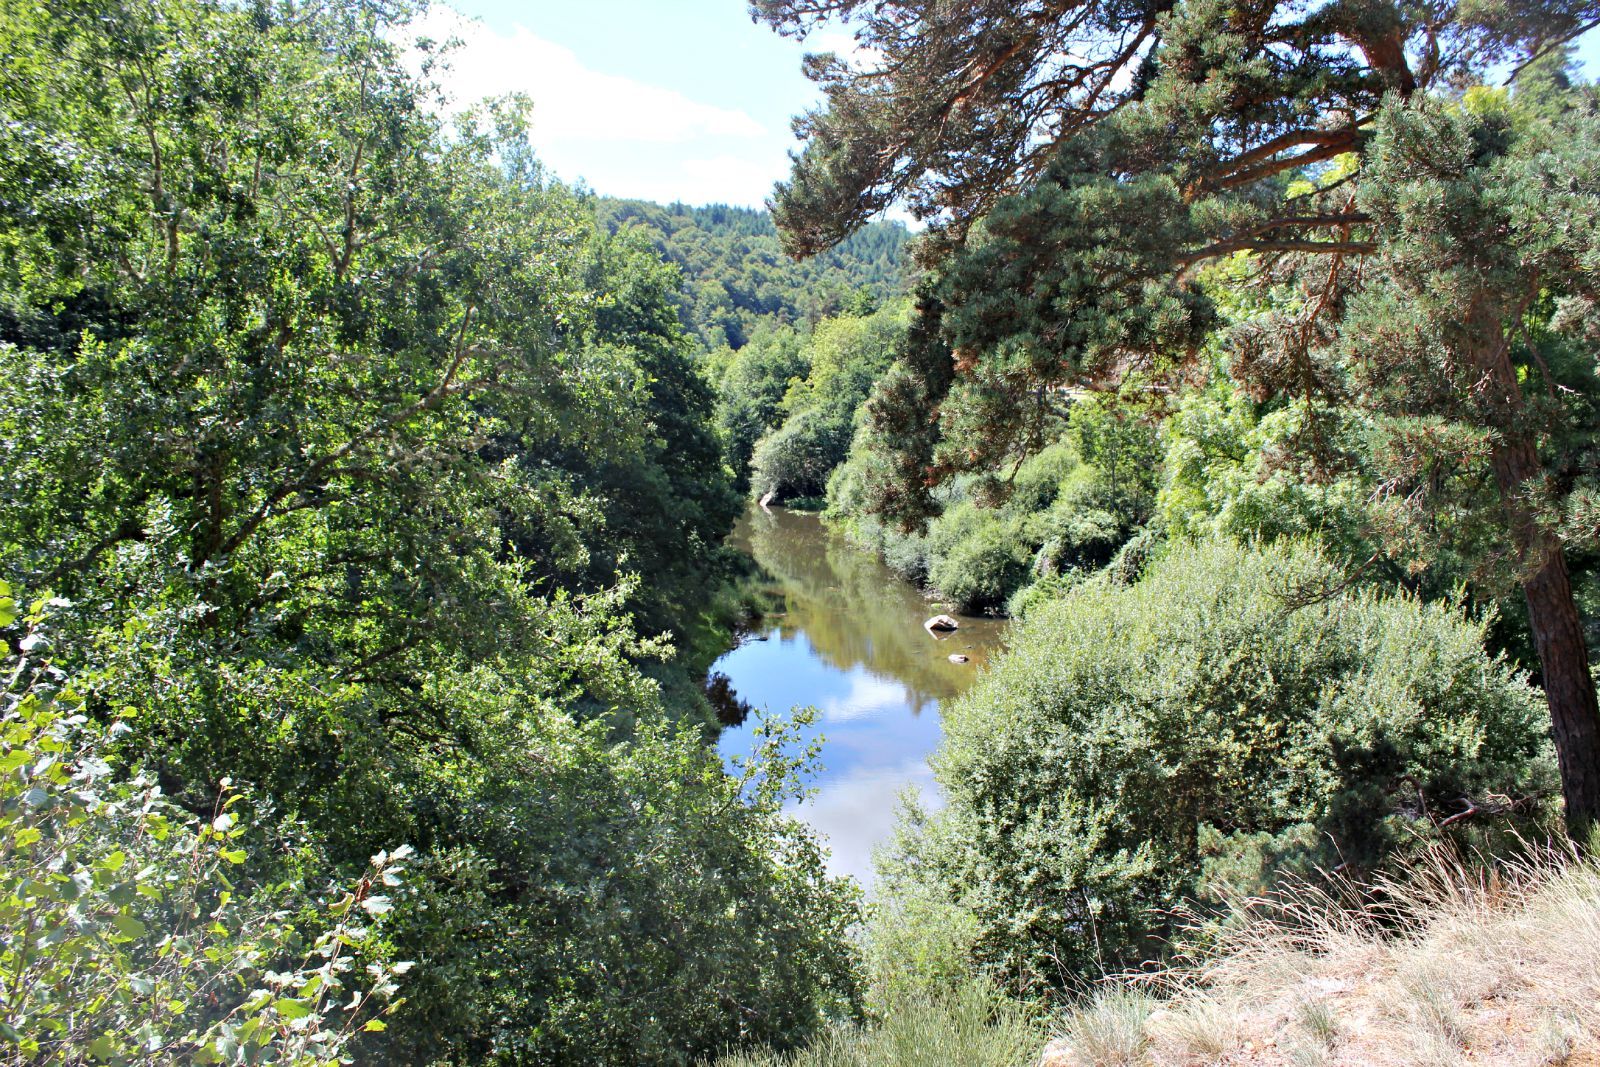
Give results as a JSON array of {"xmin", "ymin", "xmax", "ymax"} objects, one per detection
[{"xmin": 715, "ymin": 505, "xmax": 1007, "ymax": 885}]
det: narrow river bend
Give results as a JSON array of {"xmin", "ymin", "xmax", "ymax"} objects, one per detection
[{"xmin": 714, "ymin": 505, "xmax": 1008, "ymax": 885}]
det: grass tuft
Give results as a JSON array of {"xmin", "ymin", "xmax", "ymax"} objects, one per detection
[
  {"xmin": 715, "ymin": 981, "xmax": 1041, "ymax": 1067},
  {"xmin": 1055, "ymin": 988, "xmax": 1154, "ymax": 1066},
  {"xmin": 1054, "ymin": 843, "xmax": 1600, "ymax": 1066}
]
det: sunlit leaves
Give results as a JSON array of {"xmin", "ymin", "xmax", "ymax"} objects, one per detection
[{"xmin": 0, "ymin": 601, "xmax": 414, "ymax": 1063}]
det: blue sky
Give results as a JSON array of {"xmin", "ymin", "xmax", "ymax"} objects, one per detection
[
  {"xmin": 425, "ymin": 1, "xmax": 1600, "ymax": 208},
  {"xmin": 417, "ymin": 0, "xmax": 835, "ymax": 206}
]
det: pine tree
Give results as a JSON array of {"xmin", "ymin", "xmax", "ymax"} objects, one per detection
[{"xmin": 753, "ymin": 0, "xmax": 1600, "ymax": 835}]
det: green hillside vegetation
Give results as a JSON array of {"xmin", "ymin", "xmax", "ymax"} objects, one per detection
[
  {"xmin": 595, "ymin": 199, "xmax": 910, "ymax": 351},
  {"xmin": 829, "ymin": 395, "xmax": 1161, "ymax": 613},
  {"xmin": 5, "ymin": 0, "xmax": 1600, "ymax": 1062}
]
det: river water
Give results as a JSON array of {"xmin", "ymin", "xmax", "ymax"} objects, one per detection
[{"xmin": 713, "ymin": 505, "xmax": 1007, "ymax": 885}]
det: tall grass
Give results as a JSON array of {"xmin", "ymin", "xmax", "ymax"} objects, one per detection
[
  {"xmin": 715, "ymin": 981, "xmax": 1043, "ymax": 1067},
  {"xmin": 1042, "ymin": 843, "xmax": 1600, "ymax": 1065},
  {"xmin": 727, "ymin": 847, "xmax": 1600, "ymax": 1066}
]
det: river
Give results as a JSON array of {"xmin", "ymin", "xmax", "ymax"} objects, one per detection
[{"xmin": 713, "ymin": 505, "xmax": 1008, "ymax": 886}]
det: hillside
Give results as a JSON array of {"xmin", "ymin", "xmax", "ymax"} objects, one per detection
[{"xmin": 594, "ymin": 199, "xmax": 911, "ymax": 351}]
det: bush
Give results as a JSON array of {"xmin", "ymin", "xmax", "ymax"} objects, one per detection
[
  {"xmin": 925, "ymin": 504, "xmax": 1029, "ymax": 613},
  {"xmin": 859, "ymin": 881, "xmax": 983, "ymax": 1016},
  {"xmin": 753, "ymin": 408, "xmax": 855, "ymax": 502},
  {"xmin": 385, "ymin": 711, "xmax": 863, "ymax": 1066},
  {"xmin": 886, "ymin": 539, "xmax": 1553, "ymax": 992},
  {"xmin": 0, "ymin": 589, "xmax": 411, "ymax": 1064},
  {"xmin": 1004, "ymin": 570, "xmax": 1083, "ymax": 620}
]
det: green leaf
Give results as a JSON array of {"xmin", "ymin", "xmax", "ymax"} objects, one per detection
[
  {"xmin": 112, "ymin": 913, "xmax": 147, "ymax": 939},
  {"xmin": 274, "ymin": 998, "xmax": 313, "ymax": 1021}
]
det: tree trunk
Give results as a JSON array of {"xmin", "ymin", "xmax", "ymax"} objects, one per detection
[
  {"xmin": 1475, "ymin": 312, "xmax": 1600, "ymax": 840},
  {"xmin": 1520, "ymin": 540, "xmax": 1600, "ymax": 841},
  {"xmin": 1490, "ymin": 433, "xmax": 1600, "ymax": 841}
]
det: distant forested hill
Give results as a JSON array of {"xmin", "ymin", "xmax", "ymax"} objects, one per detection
[{"xmin": 595, "ymin": 199, "xmax": 911, "ymax": 350}]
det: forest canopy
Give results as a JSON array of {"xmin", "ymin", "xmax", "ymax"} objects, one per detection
[
  {"xmin": 595, "ymin": 198, "xmax": 909, "ymax": 351},
  {"xmin": 0, "ymin": 0, "xmax": 865, "ymax": 1061}
]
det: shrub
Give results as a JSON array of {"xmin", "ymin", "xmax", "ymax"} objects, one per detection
[
  {"xmin": 886, "ymin": 539, "xmax": 1553, "ymax": 992},
  {"xmin": 925, "ymin": 504, "xmax": 1029, "ymax": 613},
  {"xmin": 859, "ymin": 881, "xmax": 982, "ymax": 1016},
  {"xmin": 385, "ymin": 711, "xmax": 864, "ymax": 1066},
  {"xmin": 1004, "ymin": 570, "xmax": 1083, "ymax": 620},
  {"xmin": 753, "ymin": 408, "xmax": 855, "ymax": 502},
  {"xmin": 1, "ymin": 585, "xmax": 862, "ymax": 1066},
  {"xmin": 0, "ymin": 588, "xmax": 411, "ymax": 1064}
]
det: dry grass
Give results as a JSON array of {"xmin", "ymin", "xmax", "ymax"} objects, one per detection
[{"xmin": 1041, "ymin": 845, "xmax": 1600, "ymax": 1066}]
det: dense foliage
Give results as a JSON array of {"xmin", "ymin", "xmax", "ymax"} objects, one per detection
[
  {"xmin": 885, "ymin": 539, "xmax": 1553, "ymax": 992},
  {"xmin": 1, "ymin": 589, "xmax": 411, "ymax": 1066},
  {"xmin": 700, "ymin": 299, "xmax": 908, "ymax": 499},
  {"xmin": 0, "ymin": 0, "xmax": 860, "ymax": 1061},
  {"xmin": 4, "ymin": 0, "xmax": 1596, "ymax": 1060},
  {"xmin": 829, "ymin": 397, "xmax": 1160, "ymax": 613},
  {"xmin": 745, "ymin": 304, "xmax": 907, "ymax": 503},
  {"xmin": 761, "ymin": 0, "xmax": 1600, "ymax": 834},
  {"xmin": 595, "ymin": 199, "xmax": 908, "ymax": 351}
]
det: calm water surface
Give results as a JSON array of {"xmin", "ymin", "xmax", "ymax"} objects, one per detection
[{"xmin": 714, "ymin": 506, "xmax": 1007, "ymax": 885}]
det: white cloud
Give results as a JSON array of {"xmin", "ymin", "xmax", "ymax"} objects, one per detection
[
  {"xmin": 819, "ymin": 673, "xmax": 911, "ymax": 723},
  {"xmin": 408, "ymin": 7, "xmax": 765, "ymax": 144},
  {"xmin": 677, "ymin": 154, "xmax": 790, "ymax": 206},
  {"xmin": 792, "ymin": 758, "xmax": 942, "ymax": 887},
  {"xmin": 804, "ymin": 27, "xmax": 882, "ymax": 72}
]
